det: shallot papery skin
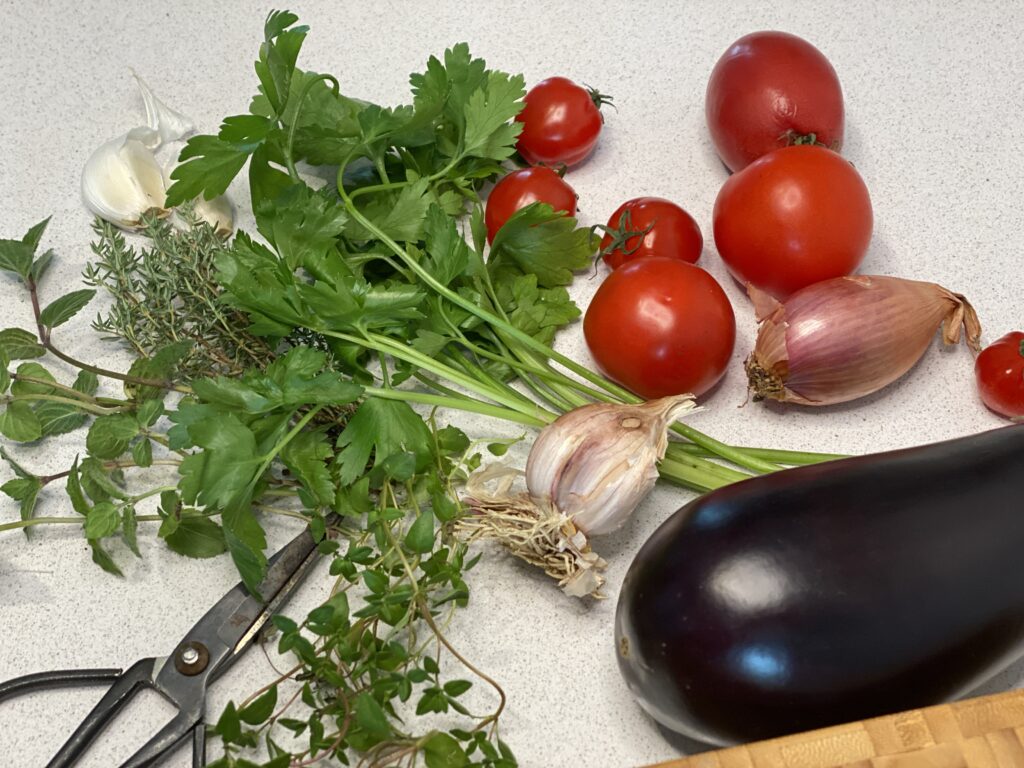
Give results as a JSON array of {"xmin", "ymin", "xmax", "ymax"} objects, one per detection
[{"xmin": 745, "ymin": 275, "xmax": 982, "ymax": 406}]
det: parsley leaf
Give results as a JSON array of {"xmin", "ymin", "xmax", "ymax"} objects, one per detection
[
  {"xmin": 487, "ymin": 203, "xmax": 597, "ymax": 287},
  {"xmin": 334, "ymin": 399, "xmax": 434, "ymax": 486}
]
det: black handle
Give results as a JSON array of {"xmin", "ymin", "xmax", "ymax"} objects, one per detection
[
  {"xmin": 0, "ymin": 668, "xmax": 123, "ymax": 703},
  {"xmin": 46, "ymin": 658, "xmax": 158, "ymax": 768}
]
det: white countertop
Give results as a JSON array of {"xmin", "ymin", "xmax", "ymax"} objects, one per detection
[{"xmin": 1, "ymin": 1, "xmax": 1022, "ymax": 766}]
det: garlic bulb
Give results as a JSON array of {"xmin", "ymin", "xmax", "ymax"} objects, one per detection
[
  {"xmin": 459, "ymin": 396, "xmax": 695, "ymax": 599},
  {"xmin": 526, "ymin": 395, "xmax": 695, "ymax": 535},
  {"xmin": 81, "ymin": 73, "xmax": 232, "ymax": 234}
]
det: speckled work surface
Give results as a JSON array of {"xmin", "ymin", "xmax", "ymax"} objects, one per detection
[{"xmin": 0, "ymin": 1, "xmax": 1021, "ymax": 766}]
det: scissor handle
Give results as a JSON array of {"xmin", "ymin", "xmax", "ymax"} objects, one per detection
[
  {"xmin": 45, "ymin": 657, "xmax": 204, "ymax": 768},
  {"xmin": 0, "ymin": 668, "xmax": 123, "ymax": 702}
]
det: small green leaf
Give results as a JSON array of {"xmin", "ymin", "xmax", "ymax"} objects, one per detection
[
  {"xmin": 422, "ymin": 656, "xmax": 440, "ymax": 675},
  {"xmin": 0, "ymin": 328, "xmax": 45, "ymax": 359},
  {"xmin": 131, "ymin": 438, "xmax": 153, "ymax": 468},
  {"xmin": 89, "ymin": 539, "xmax": 123, "ymax": 576},
  {"xmin": 84, "ymin": 501, "xmax": 120, "ymax": 539},
  {"xmin": 353, "ymin": 693, "xmax": 391, "ymax": 742},
  {"xmin": 86, "ymin": 414, "xmax": 139, "ymax": 459},
  {"xmin": 404, "ymin": 508, "xmax": 435, "ymax": 554},
  {"xmin": 35, "ymin": 402, "xmax": 88, "ymax": 437},
  {"xmin": 443, "ymin": 679, "xmax": 472, "ymax": 697},
  {"xmin": 0, "ymin": 401, "xmax": 41, "ymax": 442},
  {"xmin": 21, "ymin": 217, "xmax": 51, "ymax": 254},
  {"xmin": 73, "ymin": 370, "xmax": 99, "ymax": 396},
  {"xmin": 39, "ymin": 289, "xmax": 96, "ymax": 328},
  {"xmin": 239, "ymin": 685, "xmax": 278, "ymax": 725},
  {"xmin": 66, "ymin": 458, "xmax": 90, "ymax": 515},
  {"xmin": 163, "ymin": 517, "xmax": 228, "ymax": 559},
  {"xmin": 10, "ymin": 362, "xmax": 55, "ymax": 395},
  {"xmin": 1, "ymin": 475, "xmax": 41, "ymax": 535},
  {"xmin": 0, "ymin": 239, "xmax": 34, "ymax": 280},
  {"xmin": 0, "ymin": 348, "xmax": 8, "ymax": 394},
  {"xmin": 423, "ymin": 732, "xmax": 469, "ymax": 768},
  {"xmin": 80, "ymin": 456, "xmax": 129, "ymax": 501},
  {"xmin": 122, "ymin": 505, "xmax": 140, "ymax": 557},
  {"xmin": 362, "ymin": 569, "xmax": 388, "ymax": 595},
  {"xmin": 135, "ymin": 399, "xmax": 163, "ymax": 427},
  {"xmin": 214, "ymin": 701, "xmax": 242, "ymax": 743}
]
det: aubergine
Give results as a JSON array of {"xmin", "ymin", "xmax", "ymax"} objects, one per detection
[{"xmin": 615, "ymin": 425, "xmax": 1024, "ymax": 747}]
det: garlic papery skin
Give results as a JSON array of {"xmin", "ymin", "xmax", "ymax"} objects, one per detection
[
  {"xmin": 525, "ymin": 395, "xmax": 695, "ymax": 536},
  {"xmin": 133, "ymin": 71, "xmax": 194, "ymax": 147},
  {"xmin": 81, "ymin": 130, "xmax": 169, "ymax": 229}
]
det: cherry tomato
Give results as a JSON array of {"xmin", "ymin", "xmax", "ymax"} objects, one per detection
[
  {"xmin": 515, "ymin": 77, "xmax": 605, "ymax": 167},
  {"xmin": 484, "ymin": 167, "xmax": 577, "ymax": 243},
  {"xmin": 975, "ymin": 332, "xmax": 1024, "ymax": 420},
  {"xmin": 600, "ymin": 197, "xmax": 703, "ymax": 269},
  {"xmin": 583, "ymin": 257, "xmax": 736, "ymax": 399},
  {"xmin": 706, "ymin": 31, "xmax": 844, "ymax": 172},
  {"xmin": 713, "ymin": 145, "xmax": 872, "ymax": 299}
]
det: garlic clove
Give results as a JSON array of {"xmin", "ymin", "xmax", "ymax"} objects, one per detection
[
  {"xmin": 192, "ymin": 194, "xmax": 235, "ymax": 237},
  {"xmin": 82, "ymin": 133, "xmax": 169, "ymax": 229},
  {"xmin": 526, "ymin": 395, "xmax": 695, "ymax": 536},
  {"xmin": 133, "ymin": 71, "xmax": 195, "ymax": 148}
]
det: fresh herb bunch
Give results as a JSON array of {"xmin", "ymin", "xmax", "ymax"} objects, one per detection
[
  {"xmin": 85, "ymin": 206, "xmax": 273, "ymax": 380},
  {"xmin": 0, "ymin": 10, "xmax": 833, "ymax": 766}
]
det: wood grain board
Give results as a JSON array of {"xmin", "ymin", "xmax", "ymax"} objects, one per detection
[{"xmin": 647, "ymin": 689, "xmax": 1024, "ymax": 768}]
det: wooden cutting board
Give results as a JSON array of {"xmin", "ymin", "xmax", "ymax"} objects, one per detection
[{"xmin": 646, "ymin": 688, "xmax": 1024, "ymax": 768}]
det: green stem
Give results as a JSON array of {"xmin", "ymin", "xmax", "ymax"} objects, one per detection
[
  {"xmin": 672, "ymin": 444, "xmax": 845, "ymax": 466},
  {"xmin": 3, "ymin": 393, "xmax": 119, "ymax": 416},
  {"xmin": 0, "ymin": 514, "xmax": 162, "ymax": 533},
  {"xmin": 321, "ymin": 329, "xmax": 555, "ymax": 425},
  {"xmin": 253, "ymin": 406, "xmax": 325, "ymax": 483},
  {"xmin": 365, "ymin": 387, "xmax": 546, "ymax": 428},
  {"xmin": 334, "ymin": 184, "xmax": 782, "ymax": 474},
  {"xmin": 283, "ymin": 74, "xmax": 341, "ymax": 182}
]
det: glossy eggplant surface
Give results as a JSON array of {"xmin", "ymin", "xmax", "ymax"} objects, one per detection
[{"xmin": 615, "ymin": 426, "xmax": 1024, "ymax": 746}]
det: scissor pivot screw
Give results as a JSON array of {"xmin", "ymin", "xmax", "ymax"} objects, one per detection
[{"xmin": 175, "ymin": 641, "xmax": 210, "ymax": 676}]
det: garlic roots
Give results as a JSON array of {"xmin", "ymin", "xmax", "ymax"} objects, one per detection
[{"xmin": 458, "ymin": 396, "xmax": 695, "ymax": 598}]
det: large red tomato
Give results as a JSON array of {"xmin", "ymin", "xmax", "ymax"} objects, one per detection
[
  {"xmin": 975, "ymin": 332, "xmax": 1024, "ymax": 420},
  {"xmin": 600, "ymin": 197, "xmax": 703, "ymax": 269},
  {"xmin": 583, "ymin": 258, "xmax": 736, "ymax": 399},
  {"xmin": 706, "ymin": 31, "xmax": 844, "ymax": 172},
  {"xmin": 515, "ymin": 77, "xmax": 605, "ymax": 167},
  {"xmin": 485, "ymin": 167, "xmax": 577, "ymax": 243},
  {"xmin": 713, "ymin": 145, "xmax": 872, "ymax": 299}
]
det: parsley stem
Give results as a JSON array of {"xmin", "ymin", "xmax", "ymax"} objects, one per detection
[
  {"xmin": 672, "ymin": 444, "xmax": 846, "ymax": 466},
  {"xmin": 335, "ymin": 186, "xmax": 783, "ymax": 475},
  {"xmin": 322, "ymin": 329, "xmax": 555, "ymax": 425},
  {"xmin": 283, "ymin": 74, "xmax": 341, "ymax": 182},
  {"xmin": 364, "ymin": 386, "xmax": 546, "ymax": 428}
]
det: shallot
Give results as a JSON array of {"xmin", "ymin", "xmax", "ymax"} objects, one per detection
[{"xmin": 746, "ymin": 275, "xmax": 981, "ymax": 406}]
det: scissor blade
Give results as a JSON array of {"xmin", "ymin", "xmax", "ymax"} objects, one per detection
[{"xmin": 167, "ymin": 517, "xmax": 331, "ymax": 682}]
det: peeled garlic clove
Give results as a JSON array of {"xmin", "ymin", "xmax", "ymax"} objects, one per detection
[
  {"xmin": 526, "ymin": 395, "xmax": 695, "ymax": 536},
  {"xmin": 82, "ymin": 132, "xmax": 169, "ymax": 229},
  {"xmin": 133, "ymin": 70, "xmax": 194, "ymax": 148},
  {"xmin": 192, "ymin": 194, "xmax": 235, "ymax": 237}
]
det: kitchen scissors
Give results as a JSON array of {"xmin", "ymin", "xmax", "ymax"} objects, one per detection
[{"xmin": 0, "ymin": 520, "xmax": 328, "ymax": 767}]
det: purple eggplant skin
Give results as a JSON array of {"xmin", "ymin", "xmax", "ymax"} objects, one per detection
[{"xmin": 615, "ymin": 425, "xmax": 1024, "ymax": 747}]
